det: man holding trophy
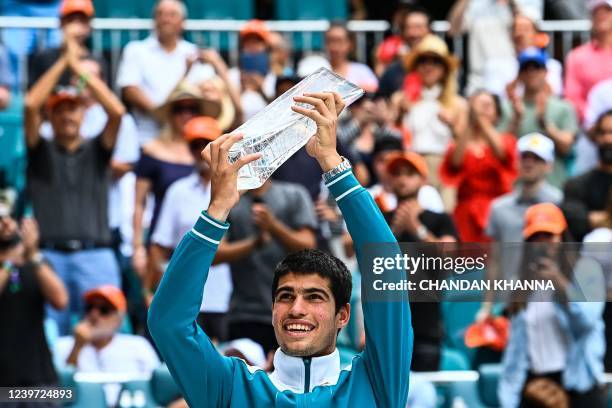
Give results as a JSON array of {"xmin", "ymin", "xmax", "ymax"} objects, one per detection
[{"xmin": 148, "ymin": 91, "xmax": 413, "ymax": 407}]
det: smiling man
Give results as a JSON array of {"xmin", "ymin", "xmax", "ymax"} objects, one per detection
[{"xmin": 148, "ymin": 92, "xmax": 413, "ymax": 407}]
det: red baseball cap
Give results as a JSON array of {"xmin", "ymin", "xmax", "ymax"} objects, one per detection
[
  {"xmin": 60, "ymin": 0, "xmax": 95, "ymax": 18},
  {"xmin": 240, "ymin": 20, "xmax": 271, "ymax": 44},
  {"xmin": 45, "ymin": 86, "xmax": 84, "ymax": 112},
  {"xmin": 465, "ymin": 317, "xmax": 510, "ymax": 351},
  {"xmin": 184, "ymin": 116, "xmax": 222, "ymax": 143},
  {"xmin": 84, "ymin": 285, "xmax": 126, "ymax": 313},
  {"xmin": 385, "ymin": 151, "xmax": 429, "ymax": 179},
  {"xmin": 523, "ymin": 203, "xmax": 568, "ymax": 239}
]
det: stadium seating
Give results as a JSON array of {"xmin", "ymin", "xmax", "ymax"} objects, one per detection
[
  {"xmin": 0, "ymin": 93, "xmax": 26, "ymax": 192},
  {"xmin": 478, "ymin": 364, "xmax": 502, "ymax": 407},
  {"xmin": 274, "ymin": 0, "xmax": 347, "ymax": 20},
  {"xmin": 150, "ymin": 364, "xmax": 182, "ymax": 406},
  {"xmin": 184, "ymin": 0, "xmax": 253, "ymax": 20}
]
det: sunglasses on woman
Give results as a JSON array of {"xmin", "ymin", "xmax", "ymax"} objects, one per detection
[
  {"xmin": 171, "ymin": 104, "xmax": 201, "ymax": 115},
  {"xmin": 416, "ymin": 56, "xmax": 446, "ymax": 67}
]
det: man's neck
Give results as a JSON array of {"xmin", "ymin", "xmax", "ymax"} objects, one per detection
[
  {"xmin": 157, "ymin": 34, "xmax": 178, "ymax": 52},
  {"xmin": 520, "ymin": 178, "xmax": 544, "ymax": 199},
  {"xmin": 594, "ymin": 31, "xmax": 612, "ymax": 49},
  {"xmin": 92, "ymin": 335, "xmax": 113, "ymax": 350},
  {"xmin": 55, "ymin": 135, "xmax": 83, "ymax": 152},
  {"xmin": 523, "ymin": 87, "xmax": 541, "ymax": 102}
]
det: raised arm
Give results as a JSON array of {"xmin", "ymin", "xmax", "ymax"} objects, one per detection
[
  {"xmin": 65, "ymin": 44, "xmax": 125, "ymax": 151},
  {"xmin": 292, "ymin": 92, "xmax": 412, "ymax": 408},
  {"xmin": 24, "ymin": 55, "xmax": 67, "ymax": 148},
  {"xmin": 147, "ymin": 133, "xmax": 260, "ymax": 408}
]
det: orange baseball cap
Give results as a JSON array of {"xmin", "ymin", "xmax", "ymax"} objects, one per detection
[
  {"xmin": 84, "ymin": 285, "xmax": 127, "ymax": 313},
  {"xmin": 385, "ymin": 151, "xmax": 429, "ymax": 179},
  {"xmin": 523, "ymin": 203, "xmax": 568, "ymax": 239},
  {"xmin": 45, "ymin": 86, "xmax": 84, "ymax": 112},
  {"xmin": 240, "ymin": 20, "xmax": 271, "ymax": 44},
  {"xmin": 60, "ymin": 0, "xmax": 95, "ymax": 18},
  {"xmin": 465, "ymin": 317, "xmax": 510, "ymax": 352},
  {"xmin": 184, "ymin": 116, "xmax": 222, "ymax": 143}
]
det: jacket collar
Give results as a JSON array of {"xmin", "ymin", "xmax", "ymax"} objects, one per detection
[{"xmin": 268, "ymin": 348, "xmax": 341, "ymax": 393}]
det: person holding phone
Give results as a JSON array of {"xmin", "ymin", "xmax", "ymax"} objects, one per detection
[{"xmin": 499, "ymin": 203, "xmax": 606, "ymax": 407}]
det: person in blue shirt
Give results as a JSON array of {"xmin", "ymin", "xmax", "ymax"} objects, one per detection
[{"xmin": 148, "ymin": 92, "xmax": 413, "ymax": 407}]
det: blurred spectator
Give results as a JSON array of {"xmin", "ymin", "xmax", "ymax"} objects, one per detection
[
  {"xmin": 488, "ymin": 133, "xmax": 562, "ymax": 242},
  {"xmin": 149, "ymin": 117, "xmax": 232, "ymax": 342},
  {"xmin": 216, "ymin": 180, "xmax": 317, "ymax": 354},
  {"xmin": 228, "ymin": 20, "xmax": 275, "ymax": 120},
  {"xmin": 583, "ymin": 191, "xmax": 612, "ymax": 371},
  {"xmin": 268, "ymin": 32, "xmax": 294, "ymax": 78},
  {"xmin": 384, "ymin": 151, "xmax": 457, "ymax": 371},
  {"xmin": 481, "ymin": 133, "xmax": 561, "ymax": 319},
  {"xmin": 0, "ymin": 217, "xmax": 67, "ymax": 395},
  {"xmin": 447, "ymin": 0, "xmax": 543, "ymax": 94},
  {"xmin": 376, "ymin": 6, "xmax": 432, "ymax": 91},
  {"xmin": 499, "ymin": 203, "xmax": 606, "ymax": 407},
  {"xmin": 499, "ymin": 47, "xmax": 578, "ymax": 188},
  {"xmin": 440, "ymin": 90, "xmax": 518, "ymax": 242},
  {"xmin": 484, "ymin": 12, "xmax": 563, "ymax": 97},
  {"xmin": 131, "ymin": 81, "xmax": 203, "ymax": 281},
  {"xmin": 392, "ymin": 34, "xmax": 467, "ymax": 209},
  {"xmin": 28, "ymin": 0, "xmax": 106, "ymax": 89},
  {"xmin": 337, "ymin": 93, "xmax": 399, "ymax": 170},
  {"xmin": 324, "ymin": 22, "xmax": 379, "ymax": 92},
  {"xmin": 24, "ymin": 37, "xmax": 125, "ymax": 335},
  {"xmin": 190, "ymin": 49, "xmax": 243, "ymax": 132},
  {"xmin": 385, "ymin": 151, "xmax": 458, "ymax": 243},
  {"xmin": 0, "ymin": 44, "xmax": 11, "ymax": 109},
  {"xmin": 38, "ymin": 56, "xmax": 141, "ymax": 332},
  {"xmin": 54, "ymin": 286, "xmax": 159, "ymax": 406},
  {"xmin": 564, "ymin": 0, "xmax": 612, "ymax": 122},
  {"xmin": 367, "ymin": 136, "xmax": 445, "ymax": 213},
  {"xmin": 0, "ymin": 0, "xmax": 61, "ymax": 88},
  {"xmin": 561, "ymin": 110, "xmax": 612, "ymax": 241},
  {"xmin": 116, "ymin": 0, "xmax": 205, "ymax": 144},
  {"xmin": 576, "ymin": 77, "xmax": 612, "ymax": 175}
]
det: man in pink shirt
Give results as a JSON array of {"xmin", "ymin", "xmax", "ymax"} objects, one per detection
[{"xmin": 565, "ymin": 0, "xmax": 612, "ymax": 122}]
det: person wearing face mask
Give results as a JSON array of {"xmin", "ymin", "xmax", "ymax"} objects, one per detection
[
  {"xmin": 561, "ymin": 109, "xmax": 612, "ymax": 242},
  {"xmin": 0, "ymin": 216, "xmax": 68, "ymax": 406},
  {"xmin": 54, "ymin": 285, "xmax": 159, "ymax": 407}
]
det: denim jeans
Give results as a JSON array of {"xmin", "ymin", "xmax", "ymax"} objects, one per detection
[{"xmin": 43, "ymin": 248, "xmax": 120, "ymax": 335}]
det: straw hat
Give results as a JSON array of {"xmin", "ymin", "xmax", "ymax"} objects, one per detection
[
  {"xmin": 154, "ymin": 80, "xmax": 206, "ymax": 123},
  {"xmin": 403, "ymin": 34, "xmax": 459, "ymax": 73}
]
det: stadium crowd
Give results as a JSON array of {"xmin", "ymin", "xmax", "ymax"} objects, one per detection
[{"xmin": 0, "ymin": 0, "xmax": 611, "ymax": 406}]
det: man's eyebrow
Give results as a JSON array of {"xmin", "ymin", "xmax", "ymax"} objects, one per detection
[
  {"xmin": 302, "ymin": 287, "xmax": 331, "ymax": 299},
  {"xmin": 275, "ymin": 286, "xmax": 295, "ymax": 295}
]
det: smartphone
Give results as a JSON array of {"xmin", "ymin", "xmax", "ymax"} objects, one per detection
[{"xmin": 239, "ymin": 52, "xmax": 270, "ymax": 77}]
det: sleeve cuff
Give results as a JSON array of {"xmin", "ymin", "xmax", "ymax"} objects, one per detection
[
  {"xmin": 325, "ymin": 170, "xmax": 363, "ymax": 202},
  {"xmin": 189, "ymin": 211, "xmax": 230, "ymax": 245}
]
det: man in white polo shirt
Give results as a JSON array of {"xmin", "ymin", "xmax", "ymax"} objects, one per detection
[
  {"xmin": 116, "ymin": 0, "xmax": 212, "ymax": 144},
  {"xmin": 150, "ymin": 117, "xmax": 232, "ymax": 342}
]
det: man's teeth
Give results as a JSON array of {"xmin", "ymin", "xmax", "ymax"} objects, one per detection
[{"xmin": 286, "ymin": 324, "xmax": 313, "ymax": 331}]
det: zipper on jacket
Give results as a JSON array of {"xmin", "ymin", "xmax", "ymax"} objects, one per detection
[{"xmin": 303, "ymin": 357, "xmax": 312, "ymax": 393}]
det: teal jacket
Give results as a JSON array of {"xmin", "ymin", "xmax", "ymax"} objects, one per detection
[{"xmin": 148, "ymin": 170, "xmax": 413, "ymax": 407}]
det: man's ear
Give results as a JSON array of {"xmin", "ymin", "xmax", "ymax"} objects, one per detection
[{"xmin": 336, "ymin": 303, "xmax": 351, "ymax": 330}]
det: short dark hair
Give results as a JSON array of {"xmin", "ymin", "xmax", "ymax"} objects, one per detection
[
  {"xmin": 272, "ymin": 249, "xmax": 352, "ymax": 313},
  {"xmin": 590, "ymin": 108, "xmax": 612, "ymax": 139},
  {"xmin": 400, "ymin": 6, "xmax": 432, "ymax": 33}
]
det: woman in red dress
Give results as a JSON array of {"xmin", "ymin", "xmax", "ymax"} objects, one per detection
[{"xmin": 440, "ymin": 90, "xmax": 518, "ymax": 242}]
